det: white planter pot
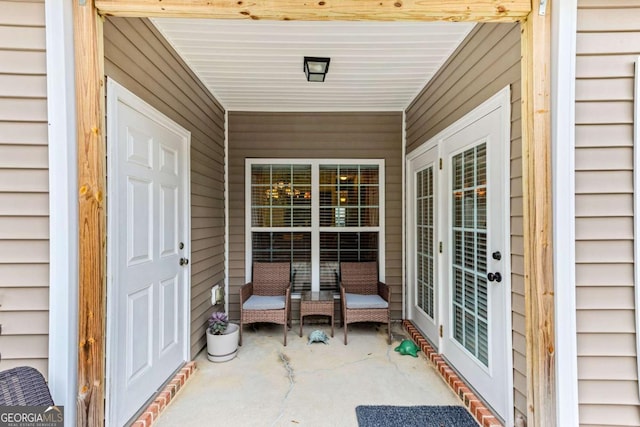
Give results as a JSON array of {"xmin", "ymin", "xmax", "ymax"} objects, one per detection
[{"xmin": 206, "ymin": 323, "xmax": 239, "ymax": 362}]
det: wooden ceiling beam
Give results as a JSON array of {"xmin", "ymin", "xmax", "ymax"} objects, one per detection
[{"xmin": 95, "ymin": 0, "xmax": 530, "ymax": 22}]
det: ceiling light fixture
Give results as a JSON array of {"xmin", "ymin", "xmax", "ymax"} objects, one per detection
[{"xmin": 303, "ymin": 56, "xmax": 330, "ymax": 82}]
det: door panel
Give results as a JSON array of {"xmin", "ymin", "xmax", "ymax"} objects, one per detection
[
  {"xmin": 160, "ymin": 184, "xmax": 178, "ymax": 257},
  {"xmin": 408, "ymin": 147, "xmax": 439, "ymax": 344},
  {"xmin": 160, "ymin": 275, "xmax": 179, "ymax": 353},
  {"xmin": 127, "ymin": 177, "xmax": 152, "ymax": 265},
  {"xmin": 107, "ymin": 80, "xmax": 190, "ymax": 427},
  {"xmin": 441, "ymin": 107, "xmax": 508, "ymax": 419}
]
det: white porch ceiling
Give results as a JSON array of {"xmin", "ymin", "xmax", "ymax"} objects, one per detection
[{"xmin": 151, "ymin": 19, "xmax": 474, "ymax": 112}]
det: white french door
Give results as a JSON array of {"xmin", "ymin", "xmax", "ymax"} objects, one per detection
[
  {"xmin": 106, "ymin": 80, "xmax": 191, "ymax": 426},
  {"xmin": 407, "ymin": 146, "xmax": 439, "ymax": 344},
  {"xmin": 407, "ymin": 88, "xmax": 512, "ymax": 422}
]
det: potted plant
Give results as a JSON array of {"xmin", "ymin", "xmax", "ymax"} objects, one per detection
[{"xmin": 206, "ymin": 312, "xmax": 239, "ymax": 362}]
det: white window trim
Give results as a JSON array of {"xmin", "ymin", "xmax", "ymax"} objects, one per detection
[
  {"xmin": 224, "ymin": 111, "xmax": 230, "ymax": 314},
  {"xmin": 245, "ymin": 158, "xmax": 386, "ymax": 290},
  {"xmin": 401, "ymin": 111, "xmax": 408, "ymax": 319},
  {"xmin": 634, "ymin": 55, "xmax": 640, "ymax": 404},
  {"xmin": 45, "ymin": 2, "xmax": 78, "ymax": 425},
  {"xmin": 552, "ymin": 1, "xmax": 579, "ymax": 426}
]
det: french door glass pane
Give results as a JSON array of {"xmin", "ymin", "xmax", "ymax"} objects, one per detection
[
  {"xmin": 416, "ymin": 166, "xmax": 435, "ymax": 318},
  {"xmin": 252, "ymin": 232, "xmax": 311, "ymax": 293},
  {"xmin": 319, "ymin": 232, "xmax": 378, "ymax": 291},
  {"xmin": 451, "ymin": 143, "xmax": 489, "ymax": 366}
]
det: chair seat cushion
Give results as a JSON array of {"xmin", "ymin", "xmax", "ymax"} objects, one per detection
[
  {"xmin": 243, "ymin": 295, "xmax": 286, "ymax": 310},
  {"xmin": 345, "ymin": 293, "xmax": 388, "ymax": 309}
]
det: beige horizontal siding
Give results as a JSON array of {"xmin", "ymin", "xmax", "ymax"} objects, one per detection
[
  {"xmin": 0, "ymin": 26, "xmax": 45, "ymax": 50},
  {"xmin": 580, "ymin": 405, "xmax": 640, "ymax": 427},
  {"xmin": 579, "ymin": 333, "xmax": 637, "ymax": 357},
  {"xmin": 0, "ymin": 122, "xmax": 48, "ymax": 144},
  {"xmin": 104, "ymin": 17, "xmax": 226, "ymax": 358},
  {"xmin": 0, "ymin": 264, "xmax": 48, "ymax": 287},
  {"xmin": 227, "ymin": 111, "xmax": 402, "ymax": 323},
  {"xmin": 575, "ymin": 1, "xmax": 640, "ymax": 425},
  {"xmin": 405, "ymin": 22, "xmax": 525, "ymax": 422},
  {"xmin": 0, "ymin": 0, "xmax": 49, "ymax": 378},
  {"xmin": 0, "ymin": 50, "xmax": 46, "ymax": 75}
]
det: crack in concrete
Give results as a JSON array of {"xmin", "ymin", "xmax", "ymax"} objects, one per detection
[
  {"xmin": 271, "ymin": 352, "xmax": 295, "ymax": 427},
  {"xmin": 296, "ymin": 353, "xmax": 377, "ymax": 375}
]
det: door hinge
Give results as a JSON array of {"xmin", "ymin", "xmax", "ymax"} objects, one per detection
[
  {"xmin": 439, "ymin": 158, "xmax": 443, "ymax": 170},
  {"xmin": 439, "ymin": 325, "xmax": 443, "ymax": 338},
  {"xmin": 439, "ymin": 241, "xmax": 443, "ymax": 253},
  {"xmin": 539, "ymin": 0, "xmax": 548, "ymax": 15}
]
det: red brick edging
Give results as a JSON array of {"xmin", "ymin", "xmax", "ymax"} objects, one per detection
[
  {"xmin": 131, "ymin": 361, "xmax": 197, "ymax": 427},
  {"xmin": 402, "ymin": 320, "xmax": 503, "ymax": 427}
]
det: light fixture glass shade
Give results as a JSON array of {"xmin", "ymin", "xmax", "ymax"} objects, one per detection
[{"xmin": 304, "ymin": 56, "xmax": 330, "ymax": 82}]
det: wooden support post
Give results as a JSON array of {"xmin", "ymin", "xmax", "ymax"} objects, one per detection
[
  {"xmin": 521, "ymin": 1, "xmax": 556, "ymax": 426},
  {"xmin": 72, "ymin": 1, "xmax": 106, "ymax": 426}
]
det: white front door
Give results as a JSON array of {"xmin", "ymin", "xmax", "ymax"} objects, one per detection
[
  {"xmin": 406, "ymin": 88, "xmax": 511, "ymax": 422},
  {"xmin": 440, "ymin": 98, "xmax": 510, "ymax": 420},
  {"xmin": 106, "ymin": 80, "xmax": 191, "ymax": 426}
]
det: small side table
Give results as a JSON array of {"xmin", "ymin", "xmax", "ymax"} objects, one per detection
[{"xmin": 299, "ymin": 291, "xmax": 334, "ymax": 338}]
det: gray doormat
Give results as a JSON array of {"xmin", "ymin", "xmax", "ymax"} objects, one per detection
[{"xmin": 355, "ymin": 405, "xmax": 478, "ymax": 427}]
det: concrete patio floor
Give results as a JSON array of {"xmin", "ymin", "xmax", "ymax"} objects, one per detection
[{"xmin": 154, "ymin": 322, "xmax": 463, "ymax": 427}]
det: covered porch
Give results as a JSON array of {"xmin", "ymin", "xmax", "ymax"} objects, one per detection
[{"xmin": 49, "ymin": 1, "xmax": 557, "ymax": 426}]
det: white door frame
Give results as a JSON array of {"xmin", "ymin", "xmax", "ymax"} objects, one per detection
[
  {"xmin": 405, "ymin": 86, "xmax": 513, "ymax": 426},
  {"xmin": 105, "ymin": 78, "xmax": 191, "ymax": 426},
  {"xmin": 45, "ymin": 2, "xmax": 78, "ymax": 426}
]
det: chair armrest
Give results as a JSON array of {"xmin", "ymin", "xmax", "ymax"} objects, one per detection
[
  {"xmin": 285, "ymin": 283, "xmax": 291, "ymax": 308},
  {"xmin": 339, "ymin": 283, "xmax": 347, "ymax": 300},
  {"xmin": 240, "ymin": 282, "xmax": 254, "ymax": 305},
  {"xmin": 377, "ymin": 281, "xmax": 390, "ymax": 302}
]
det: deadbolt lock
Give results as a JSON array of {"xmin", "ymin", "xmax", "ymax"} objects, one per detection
[{"xmin": 487, "ymin": 272, "xmax": 502, "ymax": 283}]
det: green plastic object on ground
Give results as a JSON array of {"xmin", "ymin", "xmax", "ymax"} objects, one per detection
[{"xmin": 394, "ymin": 339, "xmax": 419, "ymax": 357}]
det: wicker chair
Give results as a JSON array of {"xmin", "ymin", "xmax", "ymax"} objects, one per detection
[
  {"xmin": 0, "ymin": 366, "xmax": 54, "ymax": 406},
  {"xmin": 240, "ymin": 262, "xmax": 292, "ymax": 346},
  {"xmin": 340, "ymin": 261, "xmax": 391, "ymax": 345}
]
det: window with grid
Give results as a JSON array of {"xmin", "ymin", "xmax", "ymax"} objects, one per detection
[
  {"xmin": 248, "ymin": 160, "xmax": 383, "ymax": 293},
  {"xmin": 416, "ymin": 166, "xmax": 435, "ymax": 318},
  {"xmin": 451, "ymin": 143, "xmax": 488, "ymax": 366},
  {"xmin": 250, "ymin": 164, "xmax": 312, "ymax": 292},
  {"xmin": 318, "ymin": 164, "xmax": 379, "ymax": 291}
]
